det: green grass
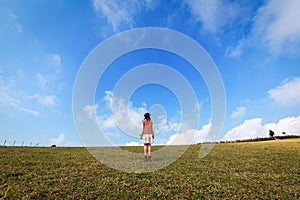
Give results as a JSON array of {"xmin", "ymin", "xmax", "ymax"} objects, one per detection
[{"xmin": 1, "ymin": 139, "xmax": 299, "ymax": 199}]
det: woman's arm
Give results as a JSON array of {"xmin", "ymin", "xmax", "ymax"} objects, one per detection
[
  {"xmin": 152, "ymin": 122, "xmax": 154, "ymax": 138},
  {"xmin": 140, "ymin": 122, "xmax": 143, "ymax": 139}
]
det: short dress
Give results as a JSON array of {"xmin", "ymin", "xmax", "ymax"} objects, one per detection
[{"xmin": 141, "ymin": 119, "xmax": 154, "ymax": 144}]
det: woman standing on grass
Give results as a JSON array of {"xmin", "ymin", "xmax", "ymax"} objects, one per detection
[{"xmin": 140, "ymin": 113, "xmax": 154, "ymax": 161}]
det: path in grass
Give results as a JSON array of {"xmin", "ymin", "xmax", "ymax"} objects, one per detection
[{"xmin": 1, "ymin": 139, "xmax": 299, "ymax": 199}]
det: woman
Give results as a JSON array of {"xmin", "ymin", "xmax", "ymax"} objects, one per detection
[{"xmin": 140, "ymin": 113, "xmax": 154, "ymax": 161}]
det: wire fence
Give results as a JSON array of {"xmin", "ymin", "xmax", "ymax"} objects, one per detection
[{"xmin": 0, "ymin": 139, "xmax": 45, "ymax": 147}]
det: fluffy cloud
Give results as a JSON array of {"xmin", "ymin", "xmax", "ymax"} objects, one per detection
[
  {"xmin": 83, "ymin": 104, "xmax": 98, "ymax": 121},
  {"xmin": 36, "ymin": 73, "xmax": 48, "ymax": 89},
  {"xmin": 227, "ymin": 38, "xmax": 249, "ymax": 58},
  {"xmin": 227, "ymin": 0, "xmax": 300, "ymax": 58},
  {"xmin": 36, "ymin": 53, "xmax": 62, "ymax": 91},
  {"xmin": 7, "ymin": 9, "xmax": 23, "ymax": 33},
  {"xmin": 265, "ymin": 116, "xmax": 300, "ymax": 136},
  {"xmin": 0, "ymin": 63, "xmax": 60, "ymax": 116},
  {"xmin": 92, "ymin": 0, "xmax": 157, "ymax": 32},
  {"xmin": 30, "ymin": 94, "xmax": 56, "ymax": 106},
  {"xmin": 185, "ymin": 0, "xmax": 243, "ymax": 33},
  {"xmin": 96, "ymin": 91, "xmax": 148, "ymax": 137},
  {"xmin": 252, "ymin": 0, "xmax": 300, "ymax": 56},
  {"xmin": 86, "ymin": 90, "xmax": 191, "ymax": 145},
  {"xmin": 222, "ymin": 118, "xmax": 267, "ymax": 141},
  {"xmin": 268, "ymin": 77, "xmax": 300, "ymax": 106},
  {"xmin": 8, "ymin": 99, "xmax": 39, "ymax": 116},
  {"xmin": 125, "ymin": 141, "xmax": 141, "ymax": 146},
  {"xmin": 166, "ymin": 123, "xmax": 211, "ymax": 145},
  {"xmin": 0, "ymin": 74, "xmax": 39, "ymax": 116},
  {"xmin": 7, "ymin": 9, "xmax": 17, "ymax": 20},
  {"xmin": 223, "ymin": 115, "xmax": 300, "ymax": 141},
  {"xmin": 49, "ymin": 133, "xmax": 65, "ymax": 145},
  {"xmin": 231, "ymin": 106, "xmax": 246, "ymax": 118},
  {"xmin": 47, "ymin": 54, "xmax": 61, "ymax": 66}
]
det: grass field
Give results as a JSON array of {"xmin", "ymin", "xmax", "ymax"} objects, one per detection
[{"xmin": 1, "ymin": 139, "xmax": 299, "ymax": 199}]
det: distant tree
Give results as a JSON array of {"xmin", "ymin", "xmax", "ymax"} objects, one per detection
[
  {"xmin": 282, "ymin": 132, "xmax": 286, "ymax": 135},
  {"xmin": 269, "ymin": 130, "xmax": 275, "ymax": 138}
]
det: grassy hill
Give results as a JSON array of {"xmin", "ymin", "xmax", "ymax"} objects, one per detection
[{"xmin": 1, "ymin": 139, "xmax": 299, "ymax": 199}]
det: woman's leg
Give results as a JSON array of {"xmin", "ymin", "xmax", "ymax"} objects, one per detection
[
  {"xmin": 144, "ymin": 144, "xmax": 147, "ymax": 156},
  {"xmin": 144, "ymin": 144, "xmax": 148, "ymax": 161},
  {"xmin": 147, "ymin": 144, "xmax": 151, "ymax": 155},
  {"xmin": 147, "ymin": 144, "xmax": 152, "ymax": 161}
]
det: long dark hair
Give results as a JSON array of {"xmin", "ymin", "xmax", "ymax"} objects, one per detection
[{"xmin": 144, "ymin": 113, "xmax": 151, "ymax": 121}]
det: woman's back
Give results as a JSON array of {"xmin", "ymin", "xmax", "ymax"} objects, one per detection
[{"xmin": 142, "ymin": 119, "xmax": 153, "ymax": 134}]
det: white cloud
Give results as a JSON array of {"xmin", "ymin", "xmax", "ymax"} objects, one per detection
[
  {"xmin": 163, "ymin": 121, "xmax": 180, "ymax": 133},
  {"xmin": 7, "ymin": 9, "xmax": 23, "ymax": 33},
  {"xmin": 36, "ymin": 54, "xmax": 62, "ymax": 91},
  {"xmin": 0, "ymin": 56, "xmax": 60, "ymax": 116},
  {"xmin": 231, "ymin": 106, "xmax": 246, "ymax": 118},
  {"xmin": 39, "ymin": 95, "xmax": 56, "ymax": 106},
  {"xmin": 19, "ymin": 108, "xmax": 39, "ymax": 116},
  {"xmin": 35, "ymin": 63, "xmax": 61, "ymax": 92},
  {"xmin": 7, "ymin": 9, "xmax": 17, "ymax": 20},
  {"xmin": 8, "ymin": 99, "xmax": 39, "ymax": 116},
  {"xmin": 16, "ymin": 24, "xmax": 23, "ymax": 33},
  {"xmin": 92, "ymin": 0, "xmax": 157, "ymax": 32},
  {"xmin": 83, "ymin": 104, "xmax": 98, "ymax": 121},
  {"xmin": 252, "ymin": 0, "xmax": 300, "ymax": 56},
  {"xmin": 185, "ymin": 0, "xmax": 220, "ymax": 33},
  {"xmin": 125, "ymin": 141, "xmax": 141, "ymax": 146},
  {"xmin": 185, "ymin": 0, "xmax": 243, "ymax": 33},
  {"xmin": 222, "ymin": 118, "xmax": 267, "ymax": 141},
  {"xmin": 36, "ymin": 73, "xmax": 47, "ymax": 89},
  {"xmin": 93, "ymin": 0, "xmax": 134, "ymax": 31},
  {"xmin": 166, "ymin": 123, "xmax": 211, "ymax": 145},
  {"xmin": 49, "ymin": 133, "xmax": 65, "ymax": 145},
  {"xmin": 265, "ymin": 116, "xmax": 300, "ymax": 135},
  {"xmin": 96, "ymin": 91, "xmax": 147, "ymax": 137},
  {"xmin": 93, "ymin": 90, "xmax": 197, "ymax": 145},
  {"xmin": 94, "ymin": 90, "xmax": 204, "ymax": 145},
  {"xmin": 226, "ymin": 0, "xmax": 300, "ymax": 58},
  {"xmin": 268, "ymin": 77, "xmax": 300, "ymax": 106},
  {"xmin": 0, "ymin": 74, "xmax": 39, "ymax": 116},
  {"xmin": 223, "ymin": 115, "xmax": 300, "ymax": 141},
  {"xmin": 47, "ymin": 54, "xmax": 62, "ymax": 66},
  {"xmin": 30, "ymin": 94, "xmax": 56, "ymax": 106},
  {"xmin": 227, "ymin": 38, "xmax": 249, "ymax": 58}
]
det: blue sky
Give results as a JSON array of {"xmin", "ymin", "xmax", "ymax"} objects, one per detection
[{"xmin": 1, "ymin": 0, "xmax": 300, "ymax": 146}]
